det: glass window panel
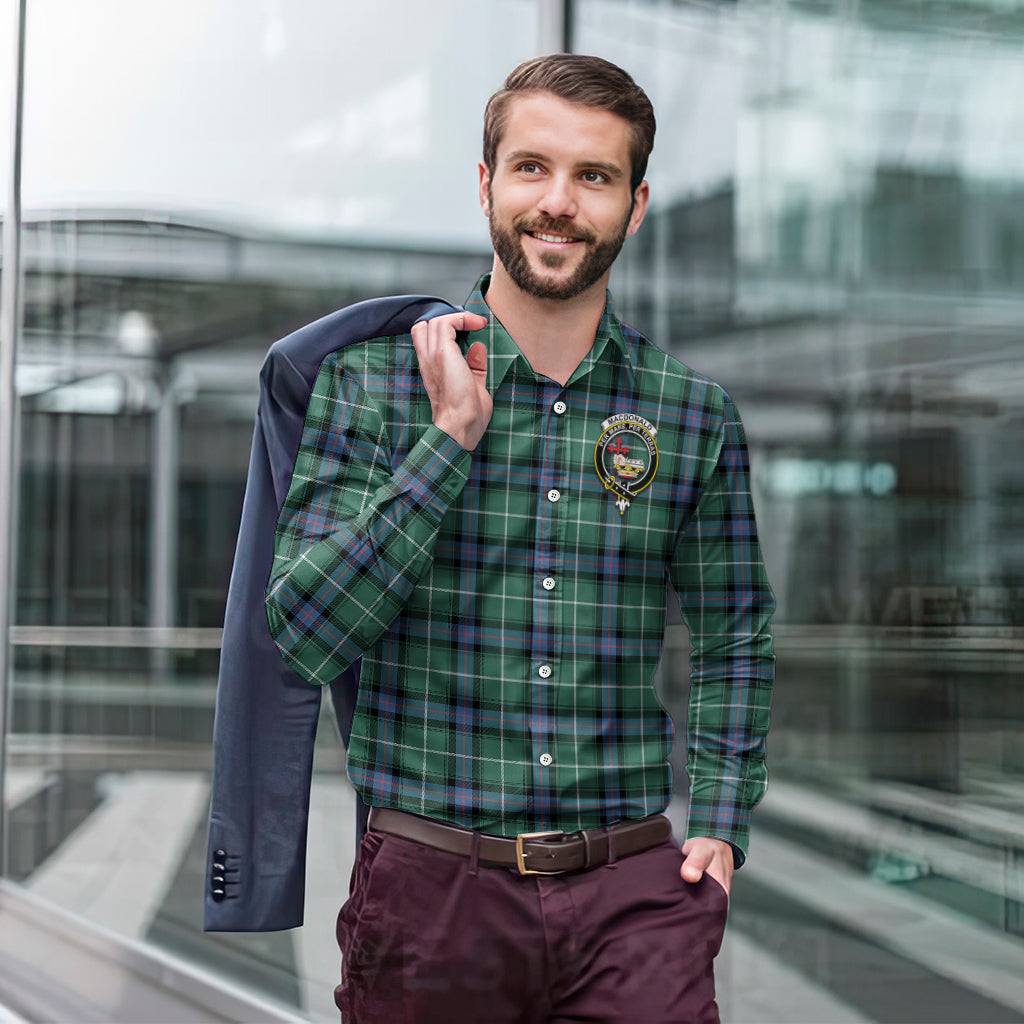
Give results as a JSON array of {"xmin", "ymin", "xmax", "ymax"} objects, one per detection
[
  {"xmin": 0, "ymin": 2, "xmax": 12, "ymax": 214},
  {"xmin": 10, "ymin": 2, "xmax": 539, "ymax": 1018},
  {"xmin": 1, "ymin": 0, "xmax": 20, "ymax": 906},
  {"xmin": 21, "ymin": 0, "xmax": 538, "ymax": 247},
  {"xmin": 575, "ymin": 1, "xmax": 1024, "ymax": 1020}
]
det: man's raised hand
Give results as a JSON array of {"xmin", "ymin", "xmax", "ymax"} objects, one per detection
[{"xmin": 411, "ymin": 311, "xmax": 491, "ymax": 451}]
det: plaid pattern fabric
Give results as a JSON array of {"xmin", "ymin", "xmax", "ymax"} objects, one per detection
[{"xmin": 267, "ymin": 275, "xmax": 775, "ymax": 859}]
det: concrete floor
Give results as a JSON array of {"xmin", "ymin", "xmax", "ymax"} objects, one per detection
[{"xmin": 7, "ymin": 770, "xmax": 1024, "ymax": 1023}]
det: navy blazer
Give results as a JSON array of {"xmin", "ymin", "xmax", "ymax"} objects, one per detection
[{"xmin": 204, "ymin": 295, "xmax": 460, "ymax": 932}]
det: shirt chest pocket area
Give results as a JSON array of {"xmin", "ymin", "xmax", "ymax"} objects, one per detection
[{"xmin": 571, "ymin": 448, "xmax": 679, "ymax": 570}]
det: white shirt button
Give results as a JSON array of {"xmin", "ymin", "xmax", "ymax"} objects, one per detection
[
  {"xmin": 542, "ymin": 577, "xmax": 556, "ymax": 591},
  {"xmin": 553, "ymin": 400, "xmax": 567, "ymax": 415},
  {"xmin": 547, "ymin": 488, "xmax": 560, "ymax": 503},
  {"xmin": 539, "ymin": 753, "xmax": 553, "ymax": 767},
  {"xmin": 538, "ymin": 664, "xmax": 552, "ymax": 679}
]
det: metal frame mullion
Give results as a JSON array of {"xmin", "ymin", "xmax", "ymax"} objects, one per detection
[
  {"xmin": 0, "ymin": 0, "xmax": 28, "ymax": 878},
  {"xmin": 538, "ymin": 0, "xmax": 573, "ymax": 52}
]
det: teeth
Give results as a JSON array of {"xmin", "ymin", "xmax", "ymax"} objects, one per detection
[{"xmin": 533, "ymin": 232, "xmax": 575, "ymax": 244}]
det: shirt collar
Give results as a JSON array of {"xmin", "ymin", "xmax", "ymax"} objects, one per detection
[{"xmin": 461, "ymin": 273, "xmax": 634, "ymax": 390}]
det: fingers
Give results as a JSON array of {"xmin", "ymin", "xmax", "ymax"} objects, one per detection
[
  {"xmin": 411, "ymin": 313, "xmax": 488, "ymax": 378},
  {"xmin": 460, "ymin": 312, "xmax": 488, "ymax": 331},
  {"xmin": 411, "ymin": 312, "xmax": 488, "ymax": 378},
  {"xmin": 411, "ymin": 311, "xmax": 487, "ymax": 346}
]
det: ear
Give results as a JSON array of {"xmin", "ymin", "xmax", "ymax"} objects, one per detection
[
  {"xmin": 625, "ymin": 180, "xmax": 650, "ymax": 237},
  {"xmin": 478, "ymin": 161, "xmax": 492, "ymax": 216}
]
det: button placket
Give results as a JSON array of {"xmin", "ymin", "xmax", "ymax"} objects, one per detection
[{"xmin": 531, "ymin": 387, "xmax": 567, "ymax": 799}]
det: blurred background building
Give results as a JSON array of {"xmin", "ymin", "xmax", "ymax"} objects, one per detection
[{"xmin": 1, "ymin": 0, "xmax": 1023, "ymax": 1021}]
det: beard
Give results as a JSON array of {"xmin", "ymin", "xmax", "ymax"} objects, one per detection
[{"xmin": 488, "ymin": 189, "xmax": 631, "ymax": 301}]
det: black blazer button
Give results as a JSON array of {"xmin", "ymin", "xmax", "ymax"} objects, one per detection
[
  {"xmin": 211, "ymin": 888, "xmax": 226, "ymax": 902},
  {"xmin": 214, "ymin": 849, "xmax": 226, "ymax": 859},
  {"xmin": 212, "ymin": 862, "xmax": 226, "ymax": 873}
]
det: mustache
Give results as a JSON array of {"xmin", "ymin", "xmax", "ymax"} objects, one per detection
[{"xmin": 513, "ymin": 216, "xmax": 595, "ymax": 245}]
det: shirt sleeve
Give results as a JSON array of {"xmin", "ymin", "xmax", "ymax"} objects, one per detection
[
  {"xmin": 669, "ymin": 387, "xmax": 775, "ymax": 866},
  {"xmin": 265, "ymin": 354, "xmax": 472, "ymax": 685}
]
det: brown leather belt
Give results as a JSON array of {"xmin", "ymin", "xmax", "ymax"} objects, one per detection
[{"xmin": 368, "ymin": 807, "xmax": 673, "ymax": 876}]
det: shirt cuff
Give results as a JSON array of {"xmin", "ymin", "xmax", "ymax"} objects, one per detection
[
  {"xmin": 684, "ymin": 783, "xmax": 756, "ymax": 868},
  {"xmin": 394, "ymin": 423, "xmax": 473, "ymax": 518}
]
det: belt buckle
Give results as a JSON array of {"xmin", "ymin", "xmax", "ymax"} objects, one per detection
[{"xmin": 515, "ymin": 830, "xmax": 565, "ymax": 875}]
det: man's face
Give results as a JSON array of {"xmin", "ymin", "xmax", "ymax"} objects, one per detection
[{"xmin": 480, "ymin": 92, "xmax": 649, "ymax": 302}]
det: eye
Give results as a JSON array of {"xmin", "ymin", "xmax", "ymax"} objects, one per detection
[
  {"xmin": 581, "ymin": 170, "xmax": 609, "ymax": 184},
  {"xmin": 517, "ymin": 162, "xmax": 542, "ymax": 175}
]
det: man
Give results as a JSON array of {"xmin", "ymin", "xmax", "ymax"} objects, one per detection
[{"xmin": 265, "ymin": 54, "xmax": 774, "ymax": 1023}]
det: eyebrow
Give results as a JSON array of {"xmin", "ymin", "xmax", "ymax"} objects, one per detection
[{"xmin": 502, "ymin": 150, "xmax": 626, "ymax": 181}]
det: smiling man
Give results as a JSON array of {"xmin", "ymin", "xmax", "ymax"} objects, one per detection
[{"xmin": 265, "ymin": 54, "xmax": 775, "ymax": 1023}]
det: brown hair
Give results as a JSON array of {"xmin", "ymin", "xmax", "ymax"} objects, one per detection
[{"xmin": 483, "ymin": 54, "xmax": 656, "ymax": 193}]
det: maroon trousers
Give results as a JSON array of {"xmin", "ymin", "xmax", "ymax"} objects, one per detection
[{"xmin": 336, "ymin": 828, "xmax": 728, "ymax": 1023}]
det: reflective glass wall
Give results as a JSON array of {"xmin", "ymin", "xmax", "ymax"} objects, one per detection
[
  {"xmin": 582, "ymin": 1, "xmax": 1024, "ymax": 1021},
  {"xmin": 4, "ymin": 2, "xmax": 533, "ymax": 1020},
  {"xmin": 2, "ymin": 0, "xmax": 1024, "ymax": 1021}
]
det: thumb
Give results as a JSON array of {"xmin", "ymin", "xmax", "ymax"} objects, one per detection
[
  {"xmin": 680, "ymin": 842, "xmax": 710, "ymax": 883},
  {"xmin": 466, "ymin": 340, "xmax": 488, "ymax": 376}
]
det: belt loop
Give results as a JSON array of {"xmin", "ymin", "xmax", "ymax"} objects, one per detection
[
  {"xmin": 606, "ymin": 829, "xmax": 618, "ymax": 869},
  {"xmin": 468, "ymin": 831, "xmax": 480, "ymax": 877},
  {"xmin": 581, "ymin": 829, "xmax": 593, "ymax": 870}
]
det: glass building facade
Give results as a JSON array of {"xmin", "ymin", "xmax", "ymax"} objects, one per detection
[{"xmin": 1, "ymin": 1, "xmax": 1023, "ymax": 1020}]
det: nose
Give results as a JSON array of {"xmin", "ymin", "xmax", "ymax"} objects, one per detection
[{"xmin": 536, "ymin": 174, "xmax": 577, "ymax": 220}]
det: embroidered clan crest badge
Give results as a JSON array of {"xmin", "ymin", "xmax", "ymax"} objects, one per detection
[{"xmin": 594, "ymin": 414, "xmax": 659, "ymax": 515}]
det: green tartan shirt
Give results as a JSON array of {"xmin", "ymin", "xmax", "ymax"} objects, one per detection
[{"xmin": 267, "ymin": 275, "xmax": 775, "ymax": 862}]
